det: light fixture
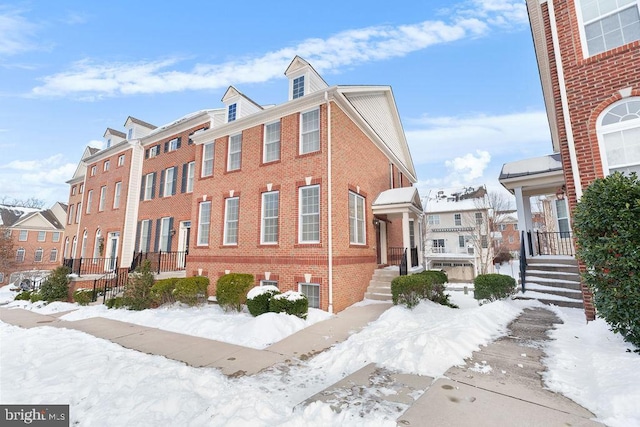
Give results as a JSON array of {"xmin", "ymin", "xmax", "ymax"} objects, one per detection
[{"xmin": 556, "ymin": 185, "xmax": 566, "ymax": 200}]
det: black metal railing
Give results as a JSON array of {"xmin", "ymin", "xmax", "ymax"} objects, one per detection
[
  {"xmin": 130, "ymin": 251, "xmax": 187, "ymax": 274},
  {"xmin": 399, "ymin": 248, "xmax": 408, "ymax": 276},
  {"xmin": 520, "ymin": 230, "xmax": 527, "ymax": 293},
  {"xmin": 96, "ymin": 269, "xmax": 129, "ymax": 304},
  {"xmin": 63, "ymin": 257, "xmax": 118, "ymax": 277},
  {"xmin": 410, "ymin": 247, "xmax": 419, "ymax": 267},
  {"xmin": 535, "ymin": 231, "xmax": 575, "ymax": 256},
  {"xmin": 388, "ymin": 247, "xmax": 405, "ymax": 266}
]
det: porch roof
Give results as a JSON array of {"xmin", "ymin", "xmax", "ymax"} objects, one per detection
[
  {"xmin": 372, "ymin": 187, "xmax": 423, "ymax": 216},
  {"xmin": 499, "ymin": 153, "xmax": 565, "ymax": 196}
]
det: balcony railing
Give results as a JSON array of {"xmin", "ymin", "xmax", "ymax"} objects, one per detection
[
  {"xmin": 63, "ymin": 257, "xmax": 118, "ymax": 277},
  {"xmin": 534, "ymin": 231, "xmax": 575, "ymax": 256},
  {"xmin": 130, "ymin": 251, "xmax": 187, "ymax": 274}
]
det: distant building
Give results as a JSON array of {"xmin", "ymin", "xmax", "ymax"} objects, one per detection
[
  {"xmin": 424, "ymin": 186, "xmax": 494, "ymax": 282},
  {"xmin": 0, "ymin": 203, "xmax": 67, "ymax": 285}
]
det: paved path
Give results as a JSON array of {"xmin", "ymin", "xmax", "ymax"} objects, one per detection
[{"xmin": 0, "ymin": 304, "xmax": 602, "ymax": 425}]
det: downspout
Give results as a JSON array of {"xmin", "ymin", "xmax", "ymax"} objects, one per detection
[
  {"xmin": 325, "ymin": 91, "xmax": 334, "ymax": 313},
  {"xmin": 547, "ymin": 0, "xmax": 583, "ymax": 199}
]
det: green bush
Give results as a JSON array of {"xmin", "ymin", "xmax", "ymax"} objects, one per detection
[
  {"xmin": 269, "ymin": 291, "xmax": 308, "ymax": 319},
  {"xmin": 106, "ymin": 296, "xmax": 126, "ymax": 309},
  {"xmin": 150, "ymin": 278, "xmax": 178, "ymax": 305},
  {"xmin": 473, "ymin": 274, "xmax": 516, "ymax": 303},
  {"xmin": 29, "ymin": 292, "xmax": 43, "ymax": 303},
  {"xmin": 39, "ymin": 266, "xmax": 70, "ymax": 302},
  {"xmin": 391, "ymin": 274, "xmax": 433, "ymax": 309},
  {"xmin": 123, "ymin": 260, "xmax": 154, "ymax": 310},
  {"xmin": 73, "ymin": 288, "xmax": 93, "ymax": 306},
  {"xmin": 174, "ymin": 276, "xmax": 209, "ymax": 306},
  {"xmin": 418, "ymin": 270, "xmax": 448, "ymax": 285},
  {"xmin": 216, "ymin": 273, "xmax": 254, "ymax": 312},
  {"xmin": 573, "ymin": 172, "xmax": 640, "ymax": 348},
  {"xmin": 14, "ymin": 290, "xmax": 32, "ymax": 301},
  {"xmin": 246, "ymin": 285, "xmax": 281, "ymax": 317}
]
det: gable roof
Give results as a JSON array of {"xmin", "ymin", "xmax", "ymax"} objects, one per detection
[
  {"xmin": 124, "ymin": 116, "xmax": 157, "ymax": 130},
  {"xmin": 103, "ymin": 127, "xmax": 127, "ymax": 139},
  {"xmin": 221, "ymin": 86, "xmax": 264, "ymax": 110}
]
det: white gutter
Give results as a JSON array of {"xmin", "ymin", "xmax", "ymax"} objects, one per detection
[
  {"xmin": 548, "ymin": 0, "xmax": 583, "ymax": 199},
  {"xmin": 325, "ymin": 91, "xmax": 334, "ymax": 314}
]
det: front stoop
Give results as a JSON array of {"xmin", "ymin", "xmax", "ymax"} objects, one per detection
[
  {"xmin": 363, "ymin": 268, "xmax": 399, "ymax": 301},
  {"xmin": 517, "ymin": 257, "xmax": 584, "ymax": 309}
]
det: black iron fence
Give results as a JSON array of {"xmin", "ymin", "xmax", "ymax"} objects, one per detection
[
  {"xmin": 130, "ymin": 251, "xmax": 187, "ymax": 274},
  {"xmin": 389, "ymin": 246, "xmax": 418, "ymax": 276},
  {"xmin": 520, "ymin": 231, "xmax": 527, "ymax": 293},
  {"xmin": 534, "ymin": 231, "xmax": 575, "ymax": 256},
  {"xmin": 63, "ymin": 257, "xmax": 118, "ymax": 277},
  {"xmin": 90, "ymin": 269, "xmax": 129, "ymax": 304}
]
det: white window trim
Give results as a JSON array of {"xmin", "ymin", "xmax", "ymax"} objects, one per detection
[
  {"xmin": 144, "ymin": 173, "xmax": 154, "ymax": 200},
  {"xmin": 86, "ymin": 190, "xmax": 93, "ymax": 214},
  {"xmin": 349, "ymin": 191, "xmax": 366, "ymax": 245},
  {"xmin": 263, "ymin": 121, "xmax": 281, "ymax": 163},
  {"xmin": 202, "ymin": 142, "xmax": 214, "ymax": 177},
  {"xmin": 261, "ymin": 191, "xmax": 279, "ymax": 245},
  {"xmin": 575, "ymin": 0, "xmax": 640, "ymax": 58},
  {"xmin": 300, "ymin": 108, "xmax": 320, "ymax": 155},
  {"xmin": 223, "ymin": 197, "xmax": 239, "ymax": 245},
  {"xmin": 159, "ymin": 217, "xmax": 171, "ymax": 252},
  {"xmin": 99, "ymin": 186, "xmax": 107, "ymax": 211},
  {"xmin": 298, "ymin": 282, "xmax": 320, "ymax": 308},
  {"xmin": 596, "ymin": 97, "xmax": 640, "ymax": 175},
  {"xmin": 260, "ymin": 279, "xmax": 278, "ymax": 288},
  {"xmin": 19, "ymin": 230, "xmax": 28, "ymax": 241},
  {"xmin": 163, "ymin": 167, "xmax": 175, "ymax": 197},
  {"xmin": 37, "ymin": 231, "xmax": 46, "ymax": 242},
  {"xmin": 34, "ymin": 248, "xmax": 43, "ymax": 262},
  {"xmin": 139, "ymin": 220, "xmax": 151, "ymax": 252},
  {"xmin": 197, "ymin": 201, "xmax": 211, "ymax": 246},
  {"xmin": 118, "ymin": 155, "xmax": 125, "ymax": 166},
  {"xmin": 299, "ymin": 185, "xmax": 320, "ymax": 243},
  {"xmin": 113, "ymin": 182, "xmax": 122, "ymax": 208},
  {"xmin": 227, "ymin": 133, "xmax": 242, "ymax": 171},
  {"xmin": 186, "ymin": 161, "xmax": 195, "ymax": 193}
]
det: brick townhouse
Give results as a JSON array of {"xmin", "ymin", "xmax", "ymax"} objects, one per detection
[
  {"xmin": 500, "ymin": 0, "xmax": 640, "ymax": 318},
  {"xmin": 65, "ymin": 56, "xmax": 423, "ymax": 312},
  {"xmin": 0, "ymin": 202, "xmax": 66, "ymax": 285}
]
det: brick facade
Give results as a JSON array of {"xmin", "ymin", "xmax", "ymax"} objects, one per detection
[{"xmin": 532, "ymin": 0, "xmax": 640, "ymax": 320}]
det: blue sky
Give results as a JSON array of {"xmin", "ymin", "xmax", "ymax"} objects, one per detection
[{"xmin": 0, "ymin": 0, "xmax": 552, "ymax": 207}]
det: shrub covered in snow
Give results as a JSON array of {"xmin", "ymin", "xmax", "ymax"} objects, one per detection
[
  {"xmin": 473, "ymin": 274, "xmax": 516, "ymax": 304},
  {"xmin": 391, "ymin": 271, "xmax": 454, "ymax": 309},
  {"xmin": 269, "ymin": 291, "xmax": 308, "ymax": 319},
  {"xmin": 246, "ymin": 285, "xmax": 281, "ymax": 316},
  {"xmin": 173, "ymin": 276, "xmax": 209, "ymax": 306},
  {"xmin": 216, "ymin": 273, "xmax": 254, "ymax": 312},
  {"xmin": 573, "ymin": 172, "xmax": 640, "ymax": 348},
  {"xmin": 38, "ymin": 266, "xmax": 70, "ymax": 302},
  {"xmin": 150, "ymin": 278, "xmax": 178, "ymax": 305}
]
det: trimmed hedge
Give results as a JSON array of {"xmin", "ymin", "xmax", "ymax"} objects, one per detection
[
  {"xmin": 174, "ymin": 276, "xmax": 209, "ymax": 306},
  {"xmin": 246, "ymin": 285, "xmax": 281, "ymax": 317},
  {"xmin": 216, "ymin": 273, "xmax": 254, "ymax": 312},
  {"xmin": 39, "ymin": 266, "xmax": 70, "ymax": 302},
  {"xmin": 150, "ymin": 278, "xmax": 178, "ymax": 305},
  {"xmin": 269, "ymin": 291, "xmax": 308, "ymax": 319},
  {"xmin": 473, "ymin": 274, "xmax": 516, "ymax": 303},
  {"xmin": 391, "ymin": 270, "xmax": 454, "ymax": 309},
  {"xmin": 73, "ymin": 288, "xmax": 93, "ymax": 306}
]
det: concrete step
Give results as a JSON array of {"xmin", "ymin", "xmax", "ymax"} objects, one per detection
[
  {"xmin": 524, "ymin": 283, "xmax": 582, "ymax": 300},
  {"xmin": 515, "ymin": 291, "xmax": 584, "ymax": 309},
  {"xmin": 526, "ymin": 265, "xmax": 579, "ymax": 274},
  {"xmin": 526, "ymin": 257, "xmax": 578, "ymax": 266},
  {"xmin": 526, "ymin": 269, "xmax": 580, "ymax": 281},
  {"xmin": 364, "ymin": 291, "xmax": 392, "ymax": 301},
  {"xmin": 524, "ymin": 277, "xmax": 581, "ymax": 291}
]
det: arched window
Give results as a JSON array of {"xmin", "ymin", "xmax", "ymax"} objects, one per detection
[
  {"xmin": 81, "ymin": 230, "xmax": 88, "ymax": 258},
  {"xmin": 597, "ymin": 97, "xmax": 640, "ymax": 175},
  {"xmin": 93, "ymin": 229, "xmax": 102, "ymax": 259},
  {"xmin": 34, "ymin": 248, "xmax": 43, "ymax": 262},
  {"xmin": 63, "ymin": 237, "xmax": 70, "ymax": 259},
  {"xmin": 71, "ymin": 236, "xmax": 78, "ymax": 259},
  {"xmin": 16, "ymin": 248, "xmax": 25, "ymax": 263}
]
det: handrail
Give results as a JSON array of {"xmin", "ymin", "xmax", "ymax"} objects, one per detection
[
  {"xmin": 399, "ymin": 249, "xmax": 408, "ymax": 276},
  {"xmin": 131, "ymin": 251, "xmax": 187, "ymax": 273},
  {"xmin": 520, "ymin": 230, "xmax": 527, "ymax": 293},
  {"xmin": 534, "ymin": 231, "xmax": 575, "ymax": 256}
]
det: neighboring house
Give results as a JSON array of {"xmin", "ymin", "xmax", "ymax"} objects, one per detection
[
  {"xmin": 0, "ymin": 203, "xmax": 67, "ymax": 285},
  {"xmin": 424, "ymin": 186, "xmax": 493, "ymax": 282},
  {"xmin": 493, "ymin": 211, "xmax": 519, "ymax": 255},
  {"xmin": 64, "ymin": 56, "xmax": 423, "ymax": 313},
  {"xmin": 499, "ymin": 0, "xmax": 640, "ymax": 319}
]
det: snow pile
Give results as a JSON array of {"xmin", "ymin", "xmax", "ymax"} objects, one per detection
[
  {"xmin": 272, "ymin": 290, "xmax": 305, "ymax": 302},
  {"xmin": 543, "ymin": 306, "xmax": 640, "ymax": 427},
  {"xmin": 247, "ymin": 285, "xmax": 279, "ymax": 299}
]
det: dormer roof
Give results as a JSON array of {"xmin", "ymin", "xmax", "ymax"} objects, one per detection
[
  {"xmin": 221, "ymin": 86, "xmax": 263, "ymax": 122},
  {"xmin": 124, "ymin": 116, "xmax": 157, "ymax": 131},
  {"xmin": 103, "ymin": 128, "xmax": 126, "ymax": 139},
  {"xmin": 284, "ymin": 55, "xmax": 329, "ymax": 100}
]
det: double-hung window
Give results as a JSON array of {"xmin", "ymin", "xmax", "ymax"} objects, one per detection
[
  {"xmin": 454, "ymin": 213, "xmax": 462, "ymax": 226},
  {"xmin": 103, "ymin": 160, "xmax": 110, "ymax": 171},
  {"xmin": 118, "ymin": 155, "xmax": 125, "ymax": 166},
  {"xmin": 224, "ymin": 197, "xmax": 239, "ymax": 245},
  {"xmin": 76, "ymin": 203, "xmax": 82, "ymax": 222},
  {"xmin": 37, "ymin": 231, "xmax": 46, "ymax": 242},
  {"xmin": 99, "ymin": 186, "xmax": 107, "ymax": 211},
  {"xmin": 139, "ymin": 219, "xmax": 152, "ymax": 252},
  {"xmin": 161, "ymin": 167, "xmax": 176, "ymax": 197},
  {"xmin": 261, "ymin": 191, "xmax": 279, "ymax": 244},
  {"xmin": 86, "ymin": 190, "xmax": 93, "ymax": 213},
  {"xmin": 185, "ymin": 161, "xmax": 195, "ymax": 193},
  {"xmin": 228, "ymin": 134, "xmax": 242, "ymax": 171},
  {"xmin": 197, "ymin": 202, "xmax": 211, "ymax": 246},
  {"xmin": 50, "ymin": 248, "xmax": 58, "ymax": 262},
  {"xmin": 264, "ymin": 121, "xmax": 281, "ymax": 163},
  {"xmin": 349, "ymin": 192, "xmax": 365, "ymax": 244},
  {"xmin": 16, "ymin": 248, "xmax": 25, "ymax": 262},
  {"xmin": 427, "ymin": 215, "xmax": 440, "ymax": 225},
  {"xmin": 67, "ymin": 205, "xmax": 74, "ymax": 224},
  {"xmin": 293, "ymin": 76, "xmax": 305, "ymax": 99},
  {"xmin": 202, "ymin": 143, "xmax": 214, "ymax": 177},
  {"xmin": 577, "ymin": 0, "xmax": 640, "ymax": 56},
  {"xmin": 299, "ymin": 185, "xmax": 320, "ymax": 243},
  {"xmin": 299, "ymin": 283, "xmax": 319, "ymax": 308},
  {"xmin": 18, "ymin": 230, "xmax": 27, "ymax": 241},
  {"xmin": 300, "ymin": 109, "xmax": 320, "ymax": 154},
  {"xmin": 159, "ymin": 217, "xmax": 172, "ymax": 252},
  {"xmin": 113, "ymin": 182, "xmax": 122, "ymax": 208},
  {"xmin": 228, "ymin": 103, "xmax": 237, "ymax": 122},
  {"xmin": 34, "ymin": 248, "xmax": 43, "ymax": 262},
  {"xmin": 143, "ymin": 173, "xmax": 155, "ymax": 200}
]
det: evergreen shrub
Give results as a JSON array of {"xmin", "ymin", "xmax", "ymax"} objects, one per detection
[
  {"xmin": 269, "ymin": 291, "xmax": 308, "ymax": 319},
  {"xmin": 473, "ymin": 274, "xmax": 516, "ymax": 303},
  {"xmin": 39, "ymin": 266, "xmax": 71, "ymax": 302},
  {"xmin": 246, "ymin": 285, "xmax": 281, "ymax": 317},
  {"xmin": 216, "ymin": 273, "xmax": 254, "ymax": 312},
  {"xmin": 174, "ymin": 276, "xmax": 209, "ymax": 306}
]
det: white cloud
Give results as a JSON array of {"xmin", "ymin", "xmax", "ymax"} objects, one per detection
[
  {"xmin": 406, "ymin": 110, "xmax": 551, "ymax": 165},
  {"xmin": 87, "ymin": 140, "xmax": 104, "ymax": 150},
  {"xmin": 0, "ymin": 7, "xmax": 38, "ymax": 56},
  {"xmin": 445, "ymin": 150, "xmax": 491, "ymax": 181},
  {"xmin": 30, "ymin": 1, "xmax": 527, "ymax": 98}
]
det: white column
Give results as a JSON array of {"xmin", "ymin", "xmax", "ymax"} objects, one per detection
[
  {"xmin": 514, "ymin": 186, "xmax": 534, "ymax": 257},
  {"xmin": 402, "ymin": 211, "xmax": 411, "ymax": 254}
]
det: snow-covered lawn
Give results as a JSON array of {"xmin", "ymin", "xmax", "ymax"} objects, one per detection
[{"xmin": 1, "ymin": 286, "xmax": 638, "ymax": 426}]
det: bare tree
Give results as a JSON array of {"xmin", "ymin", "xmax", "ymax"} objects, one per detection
[
  {"xmin": 0, "ymin": 196, "xmax": 45, "ymax": 209},
  {"xmin": 464, "ymin": 190, "xmax": 515, "ymax": 275},
  {"xmin": 0, "ymin": 225, "xmax": 15, "ymax": 277}
]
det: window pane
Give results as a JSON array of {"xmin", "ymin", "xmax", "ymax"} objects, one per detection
[
  {"xmin": 264, "ymin": 122, "xmax": 281, "ymax": 162},
  {"xmin": 224, "ymin": 198, "xmax": 239, "ymax": 244},
  {"xmin": 228, "ymin": 134, "xmax": 242, "ymax": 171},
  {"xmin": 300, "ymin": 186, "xmax": 320, "ymax": 242},
  {"xmin": 262, "ymin": 192, "xmax": 279, "ymax": 244},
  {"xmin": 202, "ymin": 143, "xmax": 214, "ymax": 177},
  {"xmin": 301, "ymin": 110, "xmax": 320, "ymax": 154},
  {"xmin": 198, "ymin": 202, "xmax": 211, "ymax": 245},
  {"xmin": 300, "ymin": 283, "xmax": 319, "ymax": 308}
]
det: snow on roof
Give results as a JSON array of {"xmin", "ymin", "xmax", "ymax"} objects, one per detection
[
  {"xmin": 0, "ymin": 205, "xmax": 40, "ymax": 227},
  {"xmin": 146, "ymin": 109, "xmax": 220, "ymax": 138},
  {"xmin": 499, "ymin": 153, "xmax": 562, "ymax": 180},
  {"xmin": 372, "ymin": 187, "xmax": 418, "ymax": 206},
  {"xmin": 425, "ymin": 186, "xmax": 487, "ymax": 213}
]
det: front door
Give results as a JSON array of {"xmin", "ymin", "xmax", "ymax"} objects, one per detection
[
  {"xmin": 177, "ymin": 221, "xmax": 191, "ymax": 269},
  {"xmin": 106, "ymin": 232, "xmax": 119, "ymax": 271}
]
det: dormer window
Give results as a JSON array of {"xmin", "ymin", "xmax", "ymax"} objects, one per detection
[
  {"xmin": 106, "ymin": 138, "xmax": 112, "ymax": 148},
  {"xmin": 293, "ymin": 76, "xmax": 305, "ymax": 99},
  {"xmin": 127, "ymin": 128, "xmax": 133, "ymax": 140},
  {"xmin": 228, "ymin": 103, "xmax": 237, "ymax": 122}
]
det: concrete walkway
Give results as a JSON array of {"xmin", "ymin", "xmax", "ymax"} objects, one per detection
[{"xmin": 0, "ymin": 304, "xmax": 602, "ymax": 425}]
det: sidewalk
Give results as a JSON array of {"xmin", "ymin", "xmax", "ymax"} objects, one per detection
[{"xmin": 0, "ymin": 304, "xmax": 602, "ymax": 425}]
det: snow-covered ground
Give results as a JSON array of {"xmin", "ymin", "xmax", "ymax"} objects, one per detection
[{"xmin": 1, "ymin": 285, "xmax": 638, "ymax": 426}]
